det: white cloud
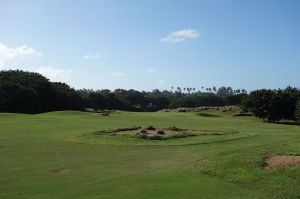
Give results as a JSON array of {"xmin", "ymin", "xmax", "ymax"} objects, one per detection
[
  {"xmin": 161, "ymin": 29, "xmax": 201, "ymax": 43},
  {"xmin": 83, "ymin": 51, "xmax": 111, "ymax": 60},
  {"xmin": 0, "ymin": 42, "xmax": 42, "ymax": 61},
  {"xmin": 35, "ymin": 67, "xmax": 72, "ymax": 82},
  {"xmin": 112, "ymin": 72, "xmax": 126, "ymax": 77},
  {"xmin": 146, "ymin": 68, "xmax": 159, "ymax": 73},
  {"xmin": 157, "ymin": 80, "xmax": 165, "ymax": 85}
]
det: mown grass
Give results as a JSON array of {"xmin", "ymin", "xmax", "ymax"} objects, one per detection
[{"xmin": 0, "ymin": 110, "xmax": 300, "ymax": 198}]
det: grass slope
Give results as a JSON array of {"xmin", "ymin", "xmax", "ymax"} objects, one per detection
[{"xmin": 0, "ymin": 111, "xmax": 300, "ymax": 198}]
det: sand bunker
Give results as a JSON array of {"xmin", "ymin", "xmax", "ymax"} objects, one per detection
[{"xmin": 264, "ymin": 155, "xmax": 300, "ymax": 170}]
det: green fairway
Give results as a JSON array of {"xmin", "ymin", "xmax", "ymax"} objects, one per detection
[{"xmin": 1, "ymin": 111, "xmax": 300, "ymax": 199}]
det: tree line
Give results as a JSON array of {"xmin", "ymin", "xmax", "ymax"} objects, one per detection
[
  {"xmin": 0, "ymin": 70, "xmax": 245, "ymax": 114},
  {"xmin": 242, "ymin": 87, "xmax": 300, "ymax": 122}
]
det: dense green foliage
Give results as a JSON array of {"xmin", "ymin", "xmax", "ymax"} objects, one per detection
[
  {"xmin": 242, "ymin": 87, "xmax": 300, "ymax": 122},
  {"xmin": 1, "ymin": 111, "xmax": 300, "ymax": 198},
  {"xmin": 0, "ymin": 70, "xmax": 83, "ymax": 113},
  {"xmin": 296, "ymin": 101, "xmax": 300, "ymax": 122},
  {"xmin": 0, "ymin": 70, "xmax": 244, "ymax": 113}
]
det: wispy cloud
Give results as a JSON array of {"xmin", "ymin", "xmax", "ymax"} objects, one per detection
[
  {"xmin": 112, "ymin": 72, "xmax": 126, "ymax": 77},
  {"xmin": 83, "ymin": 51, "xmax": 111, "ymax": 60},
  {"xmin": 157, "ymin": 80, "xmax": 165, "ymax": 85},
  {"xmin": 146, "ymin": 68, "xmax": 159, "ymax": 73},
  {"xmin": 35, "ymin": 67, "xmax": 72, "ymax": 82},
  {"xmin": 0, "ymin": 42, "xmax": 42, "ymax": 62},
  {"xmin": 161, "ymin": 29, "xmax": 201, "ymax": 43}
]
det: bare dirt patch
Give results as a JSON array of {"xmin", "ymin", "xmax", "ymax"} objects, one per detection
[
  {"xmin": 264, "ymin": 155, "xmax": 300, "ymax": 170},
  {"xmin": 105, "ymin": 126, "xmax": 237, "ymax": 140},
  {"xmin": 49, "ymin": 168, "xmax": 72, "ymax": 174}
]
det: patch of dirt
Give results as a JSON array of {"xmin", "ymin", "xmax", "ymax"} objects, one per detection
[
  {"xmin": 113, "ymin": 129, "xmax": 179, "ymax": 136},
  {"xmin": 49, "ymin": 168, "xmax": 72, "ymax": 174},
  {"xmin": 110, "ymin": 128, "xmax": 229, "ymax": 138},
  {"xmin": 264, "ymin": 155, "xmax": 300, "ymax": 170}
]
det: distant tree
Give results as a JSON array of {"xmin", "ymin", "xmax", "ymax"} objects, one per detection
[
  {"xmin": 0, "ymin": 70, "xmax": 251, "ymax": 114},
  {"xmin": 0, "ymin": 70, "xmax": 54, "ymax": 113},
  {"xmin": 51, "ymin": 82, "xmax": 83, "ymax": 110},
  {"xmin": 241, "ymin": 89, "xmax": 247, "ymax": 94},
  {"xmin": 217, "ymin": 86, "xmax": 233, "ymax": 97},
  {"xmin": 224, "ymin": 94, "xmax": 246, "ymax": 105},
  {"xmin": 242, "ymin": 87, "xmax": 299, "ymax": 122},
  {"xmin": 296, "ymin": 101, "xmax": 300, "ymax": 122},
  {"xmin": 242, "ymin": 89, "xmax": 275, "ymax": 121},
  {"xmin": 169, "ymin": 94, "xmax": 225, "ymax": 108},
  {"xmin": 213, "ymin": 86, "xmax": 217, "ymax": 93}
]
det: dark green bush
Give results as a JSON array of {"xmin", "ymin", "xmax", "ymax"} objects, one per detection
[
  {"xmin": 296, "ymin": 101, "xmax": 300, "ymax": 122},
  {"xmin": 150, "ymin": 135, "xmax": 165, "ymax": 140},
  {"xmin": 138, "ymin": 128, "xmax": 147, "ymax": 134},
  {"xmin": 146, "ymin": 125, "xmax": 156, "ymax": 130}
]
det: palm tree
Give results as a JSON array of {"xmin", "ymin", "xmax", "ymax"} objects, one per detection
[
  {"xmin": 213, "ymin": 86, "xmax": 216, "ymax": 92},
  {"xmin": 177, "ymin": 87, "xmax": 181, "ymax": 93}
]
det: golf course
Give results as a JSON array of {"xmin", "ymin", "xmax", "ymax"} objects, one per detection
[{"xmin": 1, "ymin": 110, "xmax": 300, "ymax": 199}]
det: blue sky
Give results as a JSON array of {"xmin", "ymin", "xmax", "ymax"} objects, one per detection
[{"xmin": 0, "ymin": 0, "xmax": 299, "ymax": 91}]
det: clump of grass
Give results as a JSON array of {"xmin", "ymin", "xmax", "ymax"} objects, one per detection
[
  {"xmin": 168, "ymin": 126, "xmax": 184, "ymax": 131},
  {"xmin": 169, "ymin": 131, "xmax": 196, "ymax": 139},
  {"xmin": 146, "ymin": 125, "xmax": 156, "ymax": 130},
  {"xmin": 136, "ymin": 131, "xmax": 195, "ymax": 140},
  {"xmin": 138, "ymin": 128, "xmax": 147, "ymax": 134},
  {"xmin": 136, "ymin": 133, "xmax": 148, "ymax": 139},
  {"xmin": 98, "ymin": 126, "xmax": 141, "ymax": 134},
  {"xmin": 157, "ymin": 129, "xmax": 165, "ymax": 135},
  {"xmin": 149, "ymin": 135, "xmax": 165, "ymax": 140}
]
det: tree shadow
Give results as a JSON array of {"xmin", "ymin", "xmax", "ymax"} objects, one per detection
[{"xmin": 277, "ymin": 121, "xmax": 300, "ymax": 126}]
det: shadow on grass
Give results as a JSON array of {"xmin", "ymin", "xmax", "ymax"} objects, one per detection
[
  {"xmin": 197, "ymin": 112, "xmax": 221, "ymax": 117},
  {"xmin": 278, "ymin": 121, "xmax": 300, "ymax": 126}
]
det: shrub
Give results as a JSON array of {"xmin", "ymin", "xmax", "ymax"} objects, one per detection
[
  {"xmin": 169, "ymin": 132, "xmax": 195, "ymax": 139},
  {"xmin": 242, "ymin": 87, "xmax": 300, "ymax": 122},
  {"xmin": 157, "ymin": 129, "xmax": 165, "ymax": 135},
  {"xmin": 138, "ymin": 128, "xmax": 147, "ymax": 134},
  {"xmin": 150, "ymin": 135, "xmax": 165, "ymax": 140},
  {"xmin": 296, "ymin": 101, "xmax": 300, "ymax": 122},
  {"xmin": 146, "ymin": 125, "xmax": 156, "ymax": 130},
  {"xmin": 168, "ymin": 126, "xmax": 183, "ymax": 131}
]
